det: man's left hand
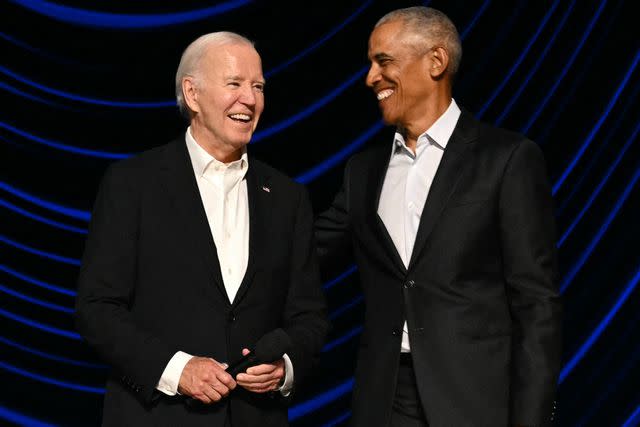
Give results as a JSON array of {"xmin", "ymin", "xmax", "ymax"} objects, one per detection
[{"xmin": 235, "ymin": 348, "xmax": 285, "ymax": 393}]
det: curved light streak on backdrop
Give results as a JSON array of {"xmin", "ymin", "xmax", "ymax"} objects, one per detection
[
  {"xmin": 2, "ymin": 1, "xmax": 638, "ymax": 426},
  {"xmin": 7, "ymin": 0, "xmax": 252, "ymax": 29}
]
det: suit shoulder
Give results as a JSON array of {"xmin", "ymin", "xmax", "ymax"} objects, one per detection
[
  {"xmin": 103, "ymin": 140, "xmax": 176, "ymax": 179},
  {"xmin": 110, "ymin": 141, "xmax": 173, "ymax": 173},
  {"xmin": 477, "ymin": 121, "xmax": 537, "ymax": 152},
  {"xmin": 473, "ymin": 122, "xmax": 546, "ymax": 173},
  {"xmin": 98, "ymin": 141, "xmax": 177, "ymax": 195}
]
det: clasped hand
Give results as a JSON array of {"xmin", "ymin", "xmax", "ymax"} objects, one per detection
[
  {"xmin": 235, "ymin": 348, "xmax": 285, "ymax": 393},
  {"xmin": 178, "ymin": 349, "xmax": 285, "ymax": 404}
]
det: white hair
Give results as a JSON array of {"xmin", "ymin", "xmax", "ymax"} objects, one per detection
[
  {"xmin": 175, "ymin": 31, "xmax": 255, "ymax": 117},
  {"xmin": 376, "ymin": 7, "xmax": 462, "ymax": 76}
]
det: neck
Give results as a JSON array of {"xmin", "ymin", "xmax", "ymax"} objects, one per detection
[
  {"xmin": 190, "ymin": 124, "xmax": 243, "ymax": 163},
  {"xmin": 402, "ymin": 92, "xmax": 452, "ymax": 152}
]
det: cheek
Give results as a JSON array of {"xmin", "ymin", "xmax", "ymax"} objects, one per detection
[
  {"xmin": 253, "ymin": 94, "xmax": 265, "ymax": 114},
  {"xmin": 216, "ymin": 92, "xmax": 238, "ymax": 110}
]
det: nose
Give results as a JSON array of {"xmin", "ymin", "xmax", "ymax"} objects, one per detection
[
  {"xmin": 365, "ymin": 63, "xmax": 380, "ymax": 88},
  {"xmin": 239, "ymin": 84, "xmax": 257, "ymax": 106}
]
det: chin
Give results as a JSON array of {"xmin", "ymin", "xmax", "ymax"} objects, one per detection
[
  {"xmin": 381, "ymin": 111, "xmax": 398, "ymax": 125},
  {"xmin": 232, "ymin": 140, "xmax": 251, "ymax": 148},
  {"xmin": 230, "ymin": 132, "xmax": 252, "ymax": 145}
]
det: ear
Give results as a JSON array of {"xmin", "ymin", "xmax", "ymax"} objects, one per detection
[
  {"xmin": 428, "ymin": 46, "xmax": 450, "ymax": 78},
  {"xmin": 182, "ymin": 76, "xmax": 200, "ymax": 114}
]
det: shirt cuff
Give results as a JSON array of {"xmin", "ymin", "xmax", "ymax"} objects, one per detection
[
  {"xmin": 278, "ymin": 353, "xmax": 294, "ymax": 396},
  {"xmin": 156, "ymin": 351, "xmax": 193, "ymax": 396}
]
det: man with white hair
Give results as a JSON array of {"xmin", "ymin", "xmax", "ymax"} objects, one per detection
[
  {"xmin": 76, "ymin": 32, "xmax": 327, "ymax": 426},
  {"xmin": 317, "ymin": 7, "xmax": 561, "ymax": 427}
]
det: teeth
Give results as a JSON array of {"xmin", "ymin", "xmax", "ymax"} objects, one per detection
[
  {"xmin": 377, "ymin": 89, "xmax": 394, "ymax": 100},
  {"xmin": 229, "ymin": 113, "xmax": 251, "ymax": 121}
]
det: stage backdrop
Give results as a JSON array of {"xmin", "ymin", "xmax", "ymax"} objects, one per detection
[{"xmin": 1, "ymin": 1, "xmax": 638, "ymax": 426}]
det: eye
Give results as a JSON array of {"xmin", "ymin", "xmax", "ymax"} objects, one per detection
[
  {"xmin": 253, "ymin": 84, "xmax": 265, "ymax": 92},
  {"xmin": 227, "ymin": 81, "xmax": 240, "ymax": 87}
]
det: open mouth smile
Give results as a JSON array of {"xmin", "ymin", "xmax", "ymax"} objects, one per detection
[
  {"xmin": 228, "ymin": 113, "xmax": 252, "ymax": 123},
  {"xmin": 376, "ymin": 88, "xmax": 394, "ymax": 100}
]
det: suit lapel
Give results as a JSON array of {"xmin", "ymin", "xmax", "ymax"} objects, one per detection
[
  {"xmin": 367, "ymin": 138, "xmax": 409, "ymax": 276},
  {"xmin": 408, "ymin": 112, "xmax": 480, "ymax": 270},
  {"xmin": 231, "ymin": 159, "xmax": 271, "ymax": 308},
  {"xmin": 161, "ymin": 139, "xmax": 229, "ymax": 304}
]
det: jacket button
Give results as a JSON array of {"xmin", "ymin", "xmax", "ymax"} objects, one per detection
[
  {"xmin": 404, "ymin": 280, "xmax": 415, "ymax": 289},
  {"xmin": 228, "ymin": 312, "xmax": 236, "ymax": 322},
  {"xmin": 392, "ymin": 329, "xmax": 400, "ymax": 336}
]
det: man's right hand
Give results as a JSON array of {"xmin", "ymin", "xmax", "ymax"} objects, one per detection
[{"xmin": 177, "ymin": 356, "xmax": 236, "ymax": 403}]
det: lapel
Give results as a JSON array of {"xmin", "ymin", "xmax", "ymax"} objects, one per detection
[
  {"xmin": 160, "ymin": 139, "xmax": 228, "ymax": 304},
  {"xmin": 407, "ymin": 111, "xmax": 480, "ymax": 270},
  {"xmin": 231, "ymin": 158, "xmax": 272, "ymax": 308},
  {"xmin": 367, "ymin": 134, "xmax": 410, "ymax": 277}
]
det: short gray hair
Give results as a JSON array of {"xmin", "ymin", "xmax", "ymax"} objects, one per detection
[
  {"xmin": 376, "ymin": 7, "xmax": 462, "ymax": 76},
  {"xmin": 175, "ymin": 31, "xmax": 255, "ymax": 118}
]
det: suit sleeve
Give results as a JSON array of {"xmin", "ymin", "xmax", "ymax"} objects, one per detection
[
  {"xmin": 282, "ymin": 186, "xmax": 329, "ymax": 390},
  {"xmin": 315, "ymin": 159, "xmax": 354, "ymax": 279},
  {"xmin": 75, "ymin": 164, "xmax": 176, "ymax": 404},
  {"xmin": 499, "ymin": 140, "xmax": 562, "ymax": 427}
]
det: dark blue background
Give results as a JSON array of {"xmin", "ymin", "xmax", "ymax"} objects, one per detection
[{"xmin": 1, "ymin": 1, "xmax": 639, "ymax": 426}]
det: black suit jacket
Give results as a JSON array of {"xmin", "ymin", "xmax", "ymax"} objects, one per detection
[
  {"xmin": 316, "ymin": 111, "xmax": 562, "ymax": 427},
  {"xmin": 76, "ymin": 138, "xmax": 328, "ymax": 427}
]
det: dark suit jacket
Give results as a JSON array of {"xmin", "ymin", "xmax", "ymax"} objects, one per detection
[
  {"xmin": 316, "ymin": 111, "xmax": 562, "ymax": 427},
  {"xmin": 76, "ymin": 138, "xmax": 328, "ymax": 427}
]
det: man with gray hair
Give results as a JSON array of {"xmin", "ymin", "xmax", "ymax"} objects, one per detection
[
  {"xmin": 76, "ymin": 31, "xmax": 327, "ymax": 426},
  {"xmin": 316, "ymin": 7, "xmax": 561, "ymax": 427}
]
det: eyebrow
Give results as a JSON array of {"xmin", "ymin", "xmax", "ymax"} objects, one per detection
[
  {"xmin": 371, "ymin": 53, "xmax": 393, "ymax": 62},
  {"xmin": 226, "ymin": 75, "xmax": 266, "ymax": 85}
]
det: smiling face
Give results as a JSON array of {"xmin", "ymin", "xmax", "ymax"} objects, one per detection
[
  {"xmin": 366, "ymin": 20, "xmax": 436, "ymax": 132},
  {"xmin": 184, "ymin": 42, "xmax": 265, "ymax": 160}
]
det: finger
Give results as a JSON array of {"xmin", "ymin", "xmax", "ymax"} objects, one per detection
[
  {"xmin": 237, "ymin": 372, "xmax": 275, "ymax": 384},
  {"xmin": 209, "ymin": 380, "xmax": 231, "ymax": 397},
  {"xmin": 243, "ymin": 381, "xmax": 280, "ymax": 393},
  {"xmin": 237, "ymin": 378, "xmax": 279, "ymax": 389},
  {"xmin": 245, "ymin": 363, "xmax": 277, "ymax": 376},
  {"xmin": 209, "ymin": 358, "xmax": 228, "ymax": 370},
  {"xmin": 194, "ymin": 393, "xmax": 212, "ymax": 404},
  {"xmin": 203, "ymin": 386, "xmax": 222, "ymax": 403},
  {"xmin": 242, "ymin": 348, "xmax": 251, "ymax": 356},
  {"xmin": 215, "ymin": 370, "xmax": 236, "ymax": 389},
  {"xmin": 222, "ymin": 377, "xmax": 237, "ymax": 391}
]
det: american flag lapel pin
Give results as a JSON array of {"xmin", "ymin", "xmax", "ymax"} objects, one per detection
[{"xmin": 262, "ymin": 185, "xmax": 270, "ymax": 193}]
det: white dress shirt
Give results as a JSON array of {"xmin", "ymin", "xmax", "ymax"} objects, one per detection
[
  {"xmin": 156, "ymin": 128, "xmax": 293, "ymax": 396},
  {"xmin": 377, "ymin": 99, "xmax": 461, "ymax": 353}
]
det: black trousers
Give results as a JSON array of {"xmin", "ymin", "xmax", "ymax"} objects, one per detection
[{"xmin": 390, "ymin": 353, "xmax": 429, "ymax": 427}]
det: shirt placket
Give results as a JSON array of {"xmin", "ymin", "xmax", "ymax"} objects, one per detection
[{"xmin": 222, "ymin": 167, "xmax": 236, "ymax": 282}]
